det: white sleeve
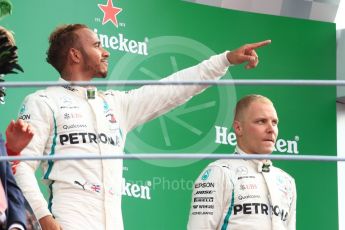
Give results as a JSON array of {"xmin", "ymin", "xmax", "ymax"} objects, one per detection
[
  {"xmin": 14, "ymin": 93, "xmax": 53, "ymax": 220},
  {"xmin": 287, "ymin": 178, "xmax": 297, "ymax": 230},
  {"xmin": 187, "ymin": 164, "xmax": 233, "ymax": 230},
  {"xmin": 114, "ymin": 52, "xmax": 230, "ymax": 132}
]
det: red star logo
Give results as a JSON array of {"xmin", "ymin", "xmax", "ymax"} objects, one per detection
[{"xmin": 98, "ymin": 0, "xmax": 123, "ymax": 28}]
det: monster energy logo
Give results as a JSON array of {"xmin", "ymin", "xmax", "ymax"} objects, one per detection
[{"xmin": 86, "ymin": 88, "xmax": 96, "ymax": 100}]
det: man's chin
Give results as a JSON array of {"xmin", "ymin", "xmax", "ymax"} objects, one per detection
[
  {"xmin": 100, "ymin": 71, "xmax": 108, "ymax": 78},
  {"xmin": 94, "ymin": 72, "xmax": 108, "ymax": 78},
  {"xmin": 255, "ymin": 147, "xmax": 274, "ymax": 154},
  {"xmin": 261, "ymin": 148, "xmax": 274, "ymax": 154},
  {"xmin": 260, "ymin": 142, "xmax": 275, "ymax": 154}
]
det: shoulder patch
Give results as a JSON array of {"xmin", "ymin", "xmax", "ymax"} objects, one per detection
[{"xmin": 201, "ymin": 169, "xmax": 211, "ymax": 181}]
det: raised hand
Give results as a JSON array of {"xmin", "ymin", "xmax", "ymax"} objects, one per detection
[
  {"xmin": 5, "ymin": 119, "xmax": 34, "ymax": 155},
  {"xmin": 227, "ymin": 40, "xmax": 271, "ymax": 69}
]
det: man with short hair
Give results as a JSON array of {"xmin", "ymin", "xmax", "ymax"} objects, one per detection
[
  {"xmin": 14, "ymin": 23, "xmax": 271, "ymax": 230},
  {"xmin": 187, "ymin": 94, "xmax": 297, "ymax": 230}
]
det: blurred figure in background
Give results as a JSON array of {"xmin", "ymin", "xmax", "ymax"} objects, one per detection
[
  {"xmin": 1, "ymin": 4, "xmax": 36, "ymax": 228},
  {"xmin": 0, "ymin": 24, "xmax": 28, "ymax": 230}
]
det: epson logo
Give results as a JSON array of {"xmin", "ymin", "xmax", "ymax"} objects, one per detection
[
  {"xmin": 122, "ymin": 178, "xmax": 151, "ymax": 200},
  {"xmin": 195, "ymin": 182, "xmax": 215, "ymax": 189},
  {"xmin": 215, "ymin": 126, "xmax": 299, "ymax": 154}
]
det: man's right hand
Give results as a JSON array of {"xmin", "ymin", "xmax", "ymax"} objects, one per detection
[{"xmin": 39, "ymin": 215, "xmax": 63, "ymax": 230}]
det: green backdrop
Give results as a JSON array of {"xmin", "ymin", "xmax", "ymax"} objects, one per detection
[{"xmin": 0, "ymin": 0, "xmax": 337, "ymax": 229}]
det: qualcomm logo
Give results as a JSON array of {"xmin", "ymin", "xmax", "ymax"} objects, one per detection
[
  {"xmin": 122, "ymin": 178, "xmax": 151, "ymax": 200},
  {"xmin": 215, "ymin": 126, "xmax": 299, "ymax": 154},
  {"xmin": 96, "ymin": 0, "xmax": 149, "ymax": 56}
]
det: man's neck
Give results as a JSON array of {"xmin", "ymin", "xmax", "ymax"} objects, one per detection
[
  {"xmin": 61, "ymin": 71, "xmax": 92, "ymax": 82},
  {"xmin": 236, "ymin": 146, "xmax": 248, "ymax": 155}
]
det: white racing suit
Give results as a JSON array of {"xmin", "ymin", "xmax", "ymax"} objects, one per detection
[
  {"xmin": 187, "ymin": 149, "xmax": 297, "ymax": 230},
  {"xmin": 14, "ymin": 52, "xmax": 230, "ymax": 230}
]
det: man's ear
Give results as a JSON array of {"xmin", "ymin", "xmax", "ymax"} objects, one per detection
[
  {"xmin": 233, "ymin": 120, "xmax": 243, "ymax": 136},
  {"xmin": 69, "ymin": 48, "xmax": 81, "ymax": 63}
]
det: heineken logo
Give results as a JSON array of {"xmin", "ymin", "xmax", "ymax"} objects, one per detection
[
  {"xmin": 94, "ymin": 29, "xmax": 149, "ymax": 56},
  {"xmin": 95, "ymin": 0, "xmax": 149, "ymax": 56},
  {"xmin": 215, "ymin": 126, "xmax": 300, "ymax": 154},
  {"xmin": 122, "ymin": 178, "xmax": 151, "ymax": 200}
]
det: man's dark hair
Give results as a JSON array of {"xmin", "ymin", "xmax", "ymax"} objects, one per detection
[{"xmin": 46, "ymin": 24, "xmax": 88, "ymax": 74}]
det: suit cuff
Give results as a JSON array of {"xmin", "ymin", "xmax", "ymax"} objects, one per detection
[
  {"xmin": 9, "ymin": 223, "xmax": 25, "ymax": 230},
  {"xmin": 224, "ymin": 51, "xmax": 235, "ymax": 67},
  {"xmin": 5, "ymin": 143, "xmax": 20, "ymax": 156}
]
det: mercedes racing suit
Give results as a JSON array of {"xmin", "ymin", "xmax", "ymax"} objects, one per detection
[
  {"xmin": 14, "ymin": 52, "xmax": 230, "ymax": 230},
  {"xmin": 187, "ymin": 148, "xmax": 296, "ymax": 230}
]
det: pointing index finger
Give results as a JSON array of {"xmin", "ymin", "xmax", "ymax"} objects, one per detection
[{"xmin": 246, "ymin": 40, "xmax": 271, "ymax": 50}]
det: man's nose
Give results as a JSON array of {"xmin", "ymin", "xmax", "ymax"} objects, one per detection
[
  {"xmin": 102, "ymin": 48, "xmax": 110, "ymax": 57},
  {"xmin": 266, "ymin": 122, "xmax": 274, "ymax": 132}
]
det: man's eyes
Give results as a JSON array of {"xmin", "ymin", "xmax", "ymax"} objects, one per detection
[{"xmin": 255, "ymin": 119, "xmax": 278, "ymax": 125}]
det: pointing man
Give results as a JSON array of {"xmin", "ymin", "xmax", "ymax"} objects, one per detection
[{"xmin": 14, "ymin": 23, "xmax": 270, "ymax": 230}]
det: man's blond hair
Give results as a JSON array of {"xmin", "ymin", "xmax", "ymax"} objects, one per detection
[{"xmin": 234, "ymin": 94, "xmax": 273, "ymax": 121}]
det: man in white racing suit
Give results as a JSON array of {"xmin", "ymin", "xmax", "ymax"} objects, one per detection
[
  {"xmin": 188, "ymin": 95, "xmax": 296, "ymax": 230},
  {"xmin": 13, "ymin": 24, "xmax": 271, "ymax": 230}
]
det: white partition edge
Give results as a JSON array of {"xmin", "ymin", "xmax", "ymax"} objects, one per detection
[{"xmin": 337, "ymin": 102, "xmax": 345, "ymax": 230}]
